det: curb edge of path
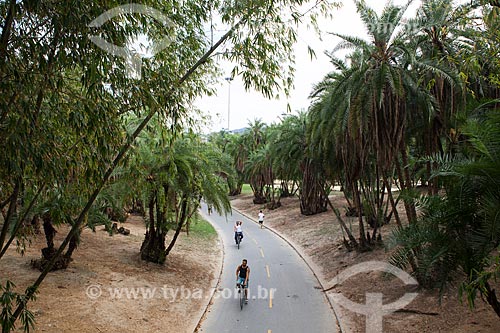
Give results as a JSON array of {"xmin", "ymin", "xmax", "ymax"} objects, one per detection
[
  {"xmin": 233, "ymin": 207, "xmax": 346, "ymax": 333},
  {"xmin": 192, "ymin": 210, "xmax": 225, "ymax": 333}
]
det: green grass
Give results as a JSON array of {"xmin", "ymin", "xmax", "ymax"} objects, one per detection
[
  {"xmin": 240, "ymin": 183, "xmax": 253, "ymax": 195},
  {"xmin": 190, "ymin": 216, "xmax": 217, "ymax": 238}
]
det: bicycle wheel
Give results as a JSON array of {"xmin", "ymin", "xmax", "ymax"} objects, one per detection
[{"xmin": 239, "ymin": 286, "xmax": 244, "ymax": 310}]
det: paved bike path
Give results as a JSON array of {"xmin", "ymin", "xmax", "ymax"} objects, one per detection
[{"xmin": 197, "ymin": 204, "xmax": 339, "ymax": 333}]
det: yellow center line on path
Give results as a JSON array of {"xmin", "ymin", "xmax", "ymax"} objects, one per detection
[
  {"xmin": 244, "ymin": 230, "xmax": 256, "ymax": 244},
  {"xmin": 260, "ymin": 248, "xmax": 265, "ymax": 258},
  {"xmin": 266, "ymin": 264, "xmax": 270, "ymax": 278},
  {"xmin": 269, "ymin": 289, "xmax": 273, "ymax": 308}
]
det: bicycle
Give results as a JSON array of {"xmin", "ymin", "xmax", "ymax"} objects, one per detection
[
  {"xmin": 235, "ymin": 232, "xmax": 243, "ymax": 249},
  {"xmin": 236, "ymin": 282, "xmax": 246, "ymax": 310}
]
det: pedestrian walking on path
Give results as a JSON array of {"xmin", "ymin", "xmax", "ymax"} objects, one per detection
[{"xmin": 258, "ymin": 210, "xmax": 265, "ymax": 229}]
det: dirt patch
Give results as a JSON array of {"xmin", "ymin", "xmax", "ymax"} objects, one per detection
[
  {"xmin": 0, "ymin": 215, "xmax": 220, "ymax": 333},
  {"xmin": 231, "ymin": 194, "xmax": 500, "ymax": 333}
]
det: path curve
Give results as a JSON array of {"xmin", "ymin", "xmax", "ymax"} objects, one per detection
[{"xmin": 196, "ymin": 203, "xmax": 340, "ymax": 333}]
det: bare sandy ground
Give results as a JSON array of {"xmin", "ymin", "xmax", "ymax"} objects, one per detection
[
  {"xmin": 3, "ymin": 194, "xmax": 499, "ymax": 333},
  {"xmin": 0, "ymin": 215, "xmax": 220, "ymax": 333}
]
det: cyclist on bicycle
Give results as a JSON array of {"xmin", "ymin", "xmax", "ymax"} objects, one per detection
[
  {"xmin": 233, "ymin": 221, "xmax": 243, "ymax": 245},
  {"xmin": 236, "ymin": 259, "xmax": 250, "ymax": 303}
]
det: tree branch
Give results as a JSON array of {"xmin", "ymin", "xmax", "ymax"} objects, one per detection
[
  {"xmin": 0, "ymin": 0, "xmax": 17, "ymax": 65},
  {"xmin": 0, "ymin": 178, "xmax": 20, "ymax": 251},
  {"xmin": 10, "ymin": 18, "xmax": 244, "ymax": 324},
  {"xmin": 0, "ymin": 184, "xmax": 45, "ymax": 260}
]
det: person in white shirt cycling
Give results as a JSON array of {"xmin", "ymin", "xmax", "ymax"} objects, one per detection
[{"xmin": 234, "ymin": 220, "xmax": 243, "ymax": 244}]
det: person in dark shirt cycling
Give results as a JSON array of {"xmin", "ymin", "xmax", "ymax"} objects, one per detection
[{"xmin": 236, "ymin": 259, "xmax": 250, "ymax": 303}]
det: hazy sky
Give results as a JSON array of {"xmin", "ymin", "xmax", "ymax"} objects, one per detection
[{"xmin": 194, "ymin": 0, "xmax": 424, "ymax": 133}]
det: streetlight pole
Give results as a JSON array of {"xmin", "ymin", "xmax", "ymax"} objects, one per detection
[{"xmin": 225, "ymin": 77, "xmax": 233, "ymax": 131}]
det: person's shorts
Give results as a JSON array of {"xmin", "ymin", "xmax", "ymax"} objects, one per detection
[
  {"xmin": 258, "ymin": 220, "xmax": 263, "ymax": 224},
  {"xmin": 237, "ymin": 277, "xmax": 249, "ymax": 288}
]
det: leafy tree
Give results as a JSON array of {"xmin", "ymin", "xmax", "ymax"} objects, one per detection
[{"xmin": 0, "ymin": 0, "xmax": 336, "ymax": 330}]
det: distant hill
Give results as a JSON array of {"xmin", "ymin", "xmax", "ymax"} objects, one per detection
[{"xmin": 229, "ymin": 127, "xmax": 247, "ymax": 134}]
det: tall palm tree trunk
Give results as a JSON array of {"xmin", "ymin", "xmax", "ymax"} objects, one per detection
[
  {"xmin": 396, "ymin": 144, "xmax": 417, "ymax": 224},
  {"xmin": 352, "ymin": 180, "xmax": 367, "ymax": 249},
  {"xmin": 382, "ymin": 175, "xmax": 402, "ymax": 227},
  {"xmin": 299, "ymin": 159, "xmax": 327, "ymax": 215}
]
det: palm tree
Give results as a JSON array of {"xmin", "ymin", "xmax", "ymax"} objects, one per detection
[
  {"xmin": 340, "ymin": 0, "xmax": 424, "ymax": 225},
  {"xmin": 401, "ymin": 0, "xmax": 470, "ymax": 195},
  {"xmin": 225, "ymin": 133, "xmax": 249, "ymax": 195},
  {"xmin": 125, "ymin": 128, "xmax": 231, "ymax": 264},
  {"xmin": 390, "ymin": 108, "xmax": 500, "ymax": 317},
  {"xmin": 244, "ymin": 143, "xmax": 273, "ymax": 205},
  {"xmin": 270, "ymin": 111, "xmax": 329, "ymax": 214},
  {"xmin": 308, "ymin": 0, "xmax": 464, "ymax": 248},
  {"xmin": 241, "ymin": 119, "xmax": 270, "ymax": 204},
  {"xmin": 270, "ymin": 113, "xmax": 304, "ymax": 198}
]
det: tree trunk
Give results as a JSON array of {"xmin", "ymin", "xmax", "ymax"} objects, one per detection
[
  {"xmin": 32, "ymin": 214, "xmax": 72, "ymax": 271},
  {"xmin": 252, "ymin": 189, "xmax": 266, "ymax": 204},
  {"xmin": 382, "ymin": 175, "xmax": 402, "ymax": 228},
  {"xmin": 0, "ymin": 185, "xmax": 45, "ymax": 260},
  {"xmin": 485, "ymin": 281, "xmax": 500, "ymax": 318},
  {"xmin": 0, "ymin": 179, "xmax": 20, "ymax": 251},
  {"xmin": 0, "ymin": 0, "xmax": 16, "ymax": 65},
  {"xmin": 140, "ymin": 191, "xmax": 167, "ymax": 264},
  {"xmin": 165, "ymin": 199, "xmax": 188, "ymax": 256},
  {"xmin": 64, "ymin": 231, "xmax": 79, "ymax": 261},
  {"xmin": 299, "ymin": 159, "xmax": 327, "ymax": 216},
  {"xmin": 140, "ymin": 230, "xmax": 167, "ymax": 264},
  {"xmin": 352, "ymin": 181, "xmax": 368, "ymax": 249},
  {"xmin": 396, "ymin": 146, "xmax": 417, "ymax": 224},
  {"xmin": 266, "ymin": 180, "xmax": 281, "ymax": 210},
  {"xmin": 249, "ymin": 173, "xmax": 267, "ymax": 204},
  {"xmin": 280, "ymin": 180, "xmax": 297, "ymax": 197},
  {"xmin": 280, "ymin": 180, "xmax": 290, "ymax": 197},
  {"xmin": 229, "ymin": 187, "xmax": 242, "ymax": 196},
  {"xmin": 228, "ymin": 179, "xmax": 242, "ymax": 196},
  {"xmin": 323, "ymin": 188, "xmax": 358, "ymax": 247},
  {"xmin": 41, "ymin": 215, "xmax": 57, "ymax": 259}
]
